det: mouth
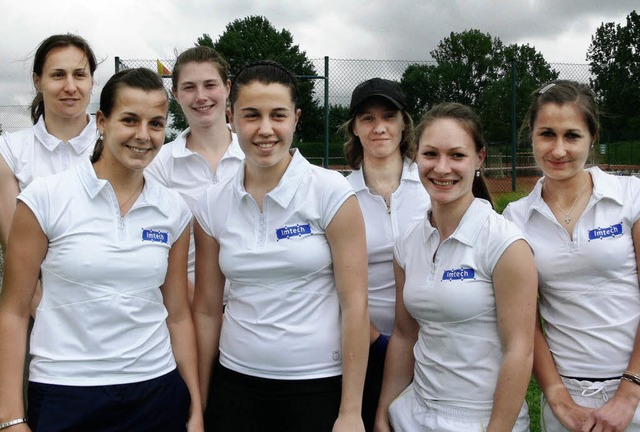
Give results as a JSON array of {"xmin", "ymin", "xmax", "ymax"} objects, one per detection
[
  {"xmin": 126, "ymin": 145, "xmax": 153, "ymax": 154},
  {"xmin": 192, "ymin": 104, "xmax": 214, "ymax": 113},
  {"xmin": 431, "ymin": 178, "xmax": 456, "ymax": 187},
  {"xmin": 254, "ymin": 141, "xmax": 278, "ymax": 149}
]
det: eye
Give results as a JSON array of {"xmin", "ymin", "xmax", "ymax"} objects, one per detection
[
  {"xmin": 121, "ymin": 117, "xmax": 137, "ymax": 125},
  {"xmin": 565, "ymin": 132, "xmax": 582, "ymax": 140},
  {"xmin": 358, "ymin": 115, "xmax": 373, "ymax": 122},
  {"xmin": 451, "ymin": 153, "xmax": 466, "ymax": 159},
  {"xmin": 150, "ymin": 119, "xmax": 166, "ymax": 129},
  {"xmin": 539, "ymin": 130, "xmax": 555, "ymax": 138},
  {"xmin": 421, "ymin": 150, "xmax": 437, "ymax": 158},
  {"xmin": 384, "ymin": 112, "xmax": 397, "ymax": 120},
  {"xmin": 51, "ymin": 71, "xmax": 64, "ymax": 79},
  {"xmin": 75, "ymin": 71, "xmax": 88, "ymax": 79},
  {"xmin": 243, "ymin": 112, "xmax": 258, "ymax": 119},
  {"xmin": 272, "ymin": 112, "xmax": 287, "ymax": 120}
]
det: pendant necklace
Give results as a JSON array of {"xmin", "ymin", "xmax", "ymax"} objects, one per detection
[{"xmin": 544, "ymin": 178, "xmax": 589, "ymax": 225}]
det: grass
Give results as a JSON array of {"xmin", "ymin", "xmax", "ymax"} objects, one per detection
[{"xmin": 527, "ymin": 378, "xmax": 542, "ymax": 431}]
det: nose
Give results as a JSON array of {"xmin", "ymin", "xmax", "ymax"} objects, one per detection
[
  {"xmin": 433, "ymin": 156, "xmax": 450, "ymax": 174},
  {"xmin": 551, "ymin": 137, "xmax": 567, "ymax": 158},
  {"xmin": 63, "ymin": 75, "xmax": 77, "ymax": 93},
  {"xmin": 373, "ymin": 118, "xmax": 386, "ymax": 134},
  {"xmin": 258, "ymin": 117, "xmax": 274, "ymax": 136},
  {"xmin": 136, "ymin": 124, "xmax": 151, "ymax": 142},
  {"xmin": 196, "ymin": 85, "xmax": 206, "ymax": 101}
]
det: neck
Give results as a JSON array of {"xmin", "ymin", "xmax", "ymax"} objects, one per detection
[
  {"xmin": 429, "ymin": 194, "xmax": 474, "ymax": 241},
  {"xmin": 362, "ymin": 152, "xmax": 403, "ymax": 196},
  {"xmin": 92, "ymin": 157, "xmax": 144, "ymax": 192},
  {"xmin": 43, "ymin": 112, "xmax": 89, "ymax": 142},
  {"xmin": 543, "ymin": 170, "xmax": 591, "ymax": 206},
  {"xmin": 243, "ymin": 151, "xmax": 293, "ymax": 202},
  {"xmin": 186, "ymin": 118, "xmax": 232, "ymax": 153}
]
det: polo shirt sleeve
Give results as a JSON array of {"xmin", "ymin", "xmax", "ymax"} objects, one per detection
[
  {"xmin": 626, "ymin": 176, "xmax": 640, "ymax": 224},
  {"xmin": 319, "ymin": 170, "xmax": 355, "ymax": 229},
  {"xmin": 170, "ymin": 189, "xmax": 193, "ymax": 240},
  {"xmin": 192, "ymin": 187, "xmax": 217, "ymax": 239},
  {"xmin": 16, "ymin": 176, "xmax": 51, "ymax": 237},
  {"xmin": 484, "ymin": 215, "xmax": 526, "ymax": 273}
]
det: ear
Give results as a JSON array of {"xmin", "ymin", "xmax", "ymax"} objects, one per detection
[
  {"xmin": 171, "ymin": 86, "xmax": 178, "ymax": 100},
  {"xmin": 96, "ymin": 110, "xmax": 106, "ymax": 134},
  {"xmin": 225, "ymin": 79, "xmax": 231, "ymax": 99},
  {"xmin": 227, "ymin": 107, "xmax": 236, "ymax": 133},
  {"xmin": 294, "ymin": 108, "xmax": 301, "ymax": 128},
  {"xmin": 33, "ymin": 73, "xmax": 41, "ymax": 93},
  {"xmin": 477, "ymin": 147, "xmax": 486, "ymax": 169}
]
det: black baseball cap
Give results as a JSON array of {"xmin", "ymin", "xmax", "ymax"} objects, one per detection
[{"xmin": 349, "ymin": 78, "xmax": 407, "ymax": 115}]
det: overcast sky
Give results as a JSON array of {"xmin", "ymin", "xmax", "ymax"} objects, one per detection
[{"xmin": 0, "ymin": 0, "xmax": 637, "ymax": 126}]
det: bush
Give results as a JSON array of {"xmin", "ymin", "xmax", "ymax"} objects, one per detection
[{"xmin": 494, "ymin": 191, "xmax": 528, "ymax": 214}]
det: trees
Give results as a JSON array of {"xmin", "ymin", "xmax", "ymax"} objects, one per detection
[
  {"xmin": 588, "ymin": 10, "xmax": 640, "ymax": 141},
  {"xmin": 400, "ymin": 29, "xmax": 557, "ymax": 144},
  {"xmin": 169, "ymin": 16, "xmax": 323, "ymax": 142}
]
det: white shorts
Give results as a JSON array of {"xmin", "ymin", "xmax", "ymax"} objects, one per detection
[
  {"xmin": 388, "ymin": 382, "xmax": 530, "ymax": 432},
  {"xmin": 541, "ymin": 377, "xmax": 640, "ymax": 432}
]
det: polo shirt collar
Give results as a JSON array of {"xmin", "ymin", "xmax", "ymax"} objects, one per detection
[
  {"xmin": 519, "ymin": 166, "xmax": 622, "ymax": 223},
  {"xmin": 350, "ymin": 157, "xmax": 422, "ymax": 193},
  {"xmin": 34, "ymin": 115, "xmax": 96, "ymax": 154},
  {"xmin": 232, "ymin": 148, "xmax": 309, "ymax": 208},
  {"xmin": 423, "ymin": 198, "xmax": 493, "ymax": 247},
  {"xmin": 77, "ymin": 158, "xmax": 170, "ymax": 217},
  {"xmin": 169, "ymin": 128, "xmax": 192, "ymax": 158}
]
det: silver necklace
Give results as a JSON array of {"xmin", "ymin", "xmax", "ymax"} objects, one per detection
[{"xmin": 544, "ymin": 178, "xmax": 589, "ymax": 225}]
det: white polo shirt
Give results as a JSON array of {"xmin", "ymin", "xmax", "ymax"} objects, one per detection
[
  {"xmin": 395, "ymin": 199, "xmax": 525, "ymax": 411},
  {"xmin": 19, "ymin": 159, "xmax": 192, "ymax": 386},
  {"xmin": 193, "ymin": 149, "xmax": 354, "ymax": 380},
  {"xmin": 0, "ymin": 115, "xmax": 96, "ymax": 191},
  {"xmin": 503, "ymin": 167, "xmax": 640, "ymax": 378},
  {"xmin": 347, "ymin": 159, "xmax": 429, "ymax": 336},
  {"xmin": 146, "ymin": 127, "xmax": 244, "ymax": 282}
]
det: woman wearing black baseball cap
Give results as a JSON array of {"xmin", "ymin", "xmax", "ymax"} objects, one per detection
[{"xmin": 342, "ymin": 78, "xmax": 430, "ymax": 431}]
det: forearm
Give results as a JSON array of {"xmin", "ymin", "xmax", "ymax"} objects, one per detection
[
  {"xmin": 338, "ymin": 305, "xmax": 369, "ymax": 416},
  {"xmin": 487, "ymin": 344, "xmax": 533, "ymax": 432},
  {"xmin": 375, "ymin": 332, "xmax": 415, "ymax": 424},
  {"xmin": 0, "ymin": 311, "xmax": 30, "ymax": 422},
  {"xmin": 193, "ymin": 311, "xmax": 221, "ymax": 407},
  {"xmin": 166, "ymin": 315, "xmax": 203, "ymax": 415}
]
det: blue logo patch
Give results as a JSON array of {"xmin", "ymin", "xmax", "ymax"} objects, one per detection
[
  {"xmin": 441, "ymin": 267, "xmax": 476, "ymax": 281},
  {"xmin": 142, "ymin": 229, "xmax": 169, "ymax": 244},
  {"xmin": 276, "ymin": 224, "xmax": 312, "ymax": 240},
  {"xmin": 588, "ymin": 223, "xmax": 623, "ymax": 241}
]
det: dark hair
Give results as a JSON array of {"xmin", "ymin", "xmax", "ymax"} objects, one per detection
[
  {"xmin": 229, "ymin": 60, "xmax": 298, "ymax": 111},
  {"xmin": 342, "ymin": 97, "xmax": 415, "ymax": 169},
  {"xmin": 520, "ymin": 80, "xmax": 600, "ymax": 144},
  {"xmin": 172, "ymin": 46, "xmax": 230, "ymax": 90},
  {"xmin": 30, "ymin": 33, "xmax": 98, "ymax": 124},
  {"xmin": 415, "ymin": 102, "xmax": 493, "ymax": 207},
  {"xmin": 91, "ymin": 68, "xmax": 168, "ymax": 163}
]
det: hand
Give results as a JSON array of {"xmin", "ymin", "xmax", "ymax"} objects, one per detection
[
  {"xmin": 186, "ymin": 410, "xmax": 204, "ymax": 432},
  {"xmin": 550, "ymin": 399, "xmax": 595, "ymax": 431},
  {"xmin": 579, "ymin": 392, "xmax": 637, "ymax": 432},
  {"xmin": 333, "ymin": 412, "xmax": 365, "ymax": 432}
]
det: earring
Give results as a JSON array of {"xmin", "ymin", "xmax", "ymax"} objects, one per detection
[{"xmin": 475, "ymin": 170, "xmax": 480, "ymax": 178}]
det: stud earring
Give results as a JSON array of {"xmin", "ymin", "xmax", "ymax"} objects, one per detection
[{"xmin": 475, "ymin": 170, "xmax": 480, "ymax": 178}]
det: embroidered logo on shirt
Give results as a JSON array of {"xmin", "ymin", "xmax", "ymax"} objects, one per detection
[
  {"xmin": 441, "ymin": 267, "xmax": 476, "ymax": 281},
  {"xmin": 141, "ymin": 228, "xmax": 169, "ymax": 244},
  {"xmin": 588, "ymin": 223, "xmax": 623, "ymax": 241},
  {"xmin": 276, "ymin": 224, "xmax": 312, "ymax": 240}
]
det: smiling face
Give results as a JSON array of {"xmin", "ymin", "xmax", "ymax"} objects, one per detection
[
  {"xmin": 417, "ymin": 118, "xmax": 485, "ymax": 208},
  {"xmin": 353, "ymin": 101, "xmax": 404, "ymax": 161},
  {"xmin": 532, "ymin": 102, "xmax": 593, "ymax": 182},
  {"xmin": 228, "ymin": 81, "xmax": 300, "ymax": 174},
  {"xmin": 33, "ymin": 45, "xmax": 93, "ymax": 122},
  {"xmin": 96, "ymin": 87, "xmax": 168, "ymax": 172},
  {"xmin": 173, "ymin": 61, "xmax": 230, "ymax": 128}
]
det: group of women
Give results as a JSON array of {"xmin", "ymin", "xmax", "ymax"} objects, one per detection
[{"xmin": 0, "ymin": 33, "xmax": 638, "ymax": 432}]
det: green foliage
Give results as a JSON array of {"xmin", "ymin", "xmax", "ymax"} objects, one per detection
[
  {"xmin": 192, "ymin": 16, "xmax": 323, "ymax": 142},
  {"xmin": 494, "ymin": 191, "xmax": 528, "ymax": 214},
  {"xmin": 588, "ymin": 10, "xmax": 640, "ymax": 141},
  {"xmin": 600, "ymin": 140, "xmax": 640, "ymax": 165},
  {"xmin": 400, "ymin": 29, "xmax": 557, "ymax": 145},
  {"xmin": 526, "ymin": 378, "xmax": 542, "ymax": 432}
]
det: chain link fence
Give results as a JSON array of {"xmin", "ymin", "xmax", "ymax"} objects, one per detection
[{"xmin": 2, "ymin": 58, "xmax": 638, "ymax": 198}]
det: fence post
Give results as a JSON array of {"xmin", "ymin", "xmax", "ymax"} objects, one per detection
[
  {"xmin": 511, "ymin": 60, "xmax": 517, "ymax": 192},
  {"xmin": 324, "ymin": 56, "xmax": 329, "ymax": 168}
]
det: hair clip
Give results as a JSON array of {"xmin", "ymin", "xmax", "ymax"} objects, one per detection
[{"xmin": 538, "ymin": 83, "xmax": 556, "ymax": 95}]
